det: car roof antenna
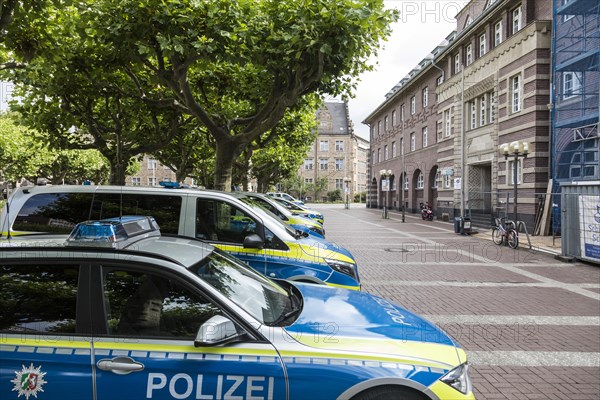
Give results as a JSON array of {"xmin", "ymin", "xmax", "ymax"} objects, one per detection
[{"xmin": 5, "ymin": 194, "xmax": 11, "ymax": 240}]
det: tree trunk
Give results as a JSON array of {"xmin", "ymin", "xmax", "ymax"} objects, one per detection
[
  {"xmin": 109, "ymin": 162, "xmax": 126, "ymax": 185},
  {"xmin": 214, "ymin": 139, "xmax": 243, "ymax": 192}
]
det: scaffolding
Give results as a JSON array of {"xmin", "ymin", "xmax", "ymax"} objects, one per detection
[
  {"xmin": 552, "ymin": 0, "xmax": 600, "ymax": 182},
  {"xmin": 551, "ymin": 0, "xmax": 600, "ymax": 232}
]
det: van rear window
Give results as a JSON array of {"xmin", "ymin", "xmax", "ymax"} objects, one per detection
[{"xmin": 12, "ymin": 192, "xmax": 182, "ymax": 235}]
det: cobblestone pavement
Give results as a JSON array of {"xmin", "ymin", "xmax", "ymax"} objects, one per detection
[{"xmin": 312, "ymin": 204, "xmax": 600, "ymax": 400}]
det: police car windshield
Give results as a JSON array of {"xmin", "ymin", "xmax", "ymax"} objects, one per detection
[
  {"xmin": 190, "ymin": 250, "xmax": 293, "ymax": 326},
  {"xmin": 245, "ymin": 201, "xmax": 298, "ymax": 239}
]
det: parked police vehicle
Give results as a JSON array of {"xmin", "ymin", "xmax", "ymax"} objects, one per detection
[
  {"xmin": 0, "ymin": 217, "xmax": 474, "ymax": 400},
  {"xmin": 0, "ymin": 184, "xmax": 359, "ymax": 289}
]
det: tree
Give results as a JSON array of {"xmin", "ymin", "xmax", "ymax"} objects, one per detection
[
  {"xmin": 0, "ymin": 113, "xmax": 44, "ymax": 182},
  {"xmin": 3, "ymin": 4, "xmax": 189, "ymax": 184},
  {"xmin": 87, "ymin": 0, "xmax": 397, "ymax": 190},
  {"xmin": 151, "ymin": 117, "xmax": 214, "ymax": 184},
  {"xmin": 0, "ymin": 113, "xmax": 110, "ymax": 184},
  {"xmin": 250, "ymin": 98, "xmax": 318, "ymax": 192},
  {"xmin": 312, "ymin": 177, "xmax": 329, "ymax": 202}
]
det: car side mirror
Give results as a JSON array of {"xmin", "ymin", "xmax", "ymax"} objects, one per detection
[
  {"xmin": 195, "ymin": 315, "xmax": 243, "ymax": 347},
  {"xmin": 243, "ymin": 233, "xmax": 264, "ymax": 249}
]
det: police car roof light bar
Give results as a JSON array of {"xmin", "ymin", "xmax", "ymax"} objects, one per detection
[{"xmin": 67, "ymin": 216, "xmax": 161, "ymax": 248}]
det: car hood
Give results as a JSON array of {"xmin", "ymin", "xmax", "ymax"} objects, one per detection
[
  {"xmin": 284, "ymin": 283, "xmax": 463, "ymax": 369},
  {"xmin": 296, "ymin": 235, "xmax": 355, "ymax": 262}
]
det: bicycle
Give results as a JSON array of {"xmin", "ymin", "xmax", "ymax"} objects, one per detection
[{"xmin": 492, "ymin": 217, "xmax": 519, "ymax": 249}]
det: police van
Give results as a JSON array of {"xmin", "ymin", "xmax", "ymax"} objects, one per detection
[
  {"xmin": 0, "ymin": 185, "xmax": 359, "ymax": 289},
  {"xmin": 0, "ymin": 217, "xmax": 475, "ymax": 400}
]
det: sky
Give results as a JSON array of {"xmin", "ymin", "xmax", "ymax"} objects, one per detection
[{"xmin": 346, "ymin": 1, "xmax": 470, "ymax": 139}]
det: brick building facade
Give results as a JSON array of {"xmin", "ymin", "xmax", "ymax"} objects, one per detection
[
  {"xmin": 365, "ymin": 0, "xmax": 552, "ymax": 227},
  {"xmin": 299, "ymin": 101, "xmax": 369, "ymax": 202}
]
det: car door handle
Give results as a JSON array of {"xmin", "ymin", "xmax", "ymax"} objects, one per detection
[{"xmin": 97, "ymin": 357, "xmax": 144, "ymax": 375}]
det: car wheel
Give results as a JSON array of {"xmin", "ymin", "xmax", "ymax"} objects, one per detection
[{"xmin": 350, "ymin": 385, "xmax": 427, "ymax": 400}]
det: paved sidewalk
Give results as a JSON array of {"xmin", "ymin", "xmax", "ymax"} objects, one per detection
[
  {"xmin": 470, "ymin": 228, "xmax": 562, "ymax": 257},
  {"xmin": 310, "ymin": 204, "xmax": 600, "ymax": 400}
]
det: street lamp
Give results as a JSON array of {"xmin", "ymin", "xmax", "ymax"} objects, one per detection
[
  {"xmin": 499, "ymin": 140, "xmax": 530, "ymax": 223},
  {"xmin": 379, "ymin": 169, "xmax": 392, "ymax": 219},
  {"xmin": 344, "ymin": 177, "xmax": 351, "ymax": 209}
]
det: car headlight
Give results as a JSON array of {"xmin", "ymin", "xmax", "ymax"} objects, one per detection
[
  {"xmin": 324, "ymin": 258, "xmax": 357, "ymax": 280},
  {"xmin": 440, "ymin": 363, "xmax": 472, "ymax": 395}
]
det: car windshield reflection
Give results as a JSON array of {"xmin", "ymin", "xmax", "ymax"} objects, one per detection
[{"xmin": 189, "ymin": 250, "xmax": 292, "ymax": 326}]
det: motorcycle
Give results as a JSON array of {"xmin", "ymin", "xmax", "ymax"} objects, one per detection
[{"xmin": 420, "ymin": 202, "xmax": 434, "ymax": 221}]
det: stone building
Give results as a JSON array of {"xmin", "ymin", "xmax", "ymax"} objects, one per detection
[
  {"xmin": 125, "ymin": 155, "xmax": 195, "ymax": 187},
  {"xmin": 298, "ymin": 101, "xmax": 369, "ymax": 202},
  {"xmin": 364, "ymin": 0, "xmax": 552, "ymax": 228}
]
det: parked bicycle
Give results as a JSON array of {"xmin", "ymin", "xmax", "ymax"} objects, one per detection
[{"xmin": 492, "ymin": 217, "xmax": 519, "ymax": 249}]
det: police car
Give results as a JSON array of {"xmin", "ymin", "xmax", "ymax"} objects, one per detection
[
  {"xmin": 231, "ymin": 192, "xmax": 325, "ymax": 238},
  {"xmin": 0, "ymin": 184, "xmax": 357, "ymax": 290},
  {"xmin": 0, "ymin": 217, "xmax": 475, "ymax": 400},
  {"xmin": 271, "ymin": 198, "xmax": 324, "ymax": 225}
]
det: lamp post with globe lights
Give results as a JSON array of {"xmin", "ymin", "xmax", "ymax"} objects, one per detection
[
  {"xmin": 379, "ymin": 169, "xmax": 392, "ymax": 219},
  {"xmin": 499, "ymin": 140, "xmax": 530, "ymax": 223}
]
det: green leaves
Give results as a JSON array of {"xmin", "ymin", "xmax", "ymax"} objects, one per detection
[{"xmin": 1, "ymin": 0, "xmax": 397, "ymax": 189}]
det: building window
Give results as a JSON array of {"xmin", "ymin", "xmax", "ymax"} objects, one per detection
[
  {"xmin": 148, "ymin": 158, "xmax": 157, "ymax": 170},
  {"xmin": 479, "ymin": 33, "xmax": 486, "ymax": 57},
  {"xmin": 335, "ymin": 179, "xmax": 344, "ymax": 190},
  {"xmin": 417, "ymin": 172, "xmax": 424, "ymax": 189},
  {"xmin": 437, "ymin": 72, "xmax": 445, "ymax": 85},
  {"xmin": 410, "ymin": 96, "xmax": 416, "ymax": 114},
  {"xmin": 392, "ymin": 141, "xmax": 397, "ymax": 158},
  {"xmin": 304, "ymin": 158, "xmax": 313, "ymax": 170},
  {"xmin": 410, "ymin": 133, "xmax": 416, "ymax": 151},
  {"xmin": 335, "ymin": 140, "xmax": 344, "ymax": 151},
  {"xmin": 384, "ymin": 145, "xmax": 389, "ymax": 161},
  {"xmin": 563, "ymin": 0, "xmax": 574, "ymax": 21},
  {"xmin": 320, "ymin": 158, "xmax": 328, "ymax": 170},
  {"xmin": 494, "ymin": 21, "xmax": 502, "ymax": 46},
  {"xmin": 466, "ymin": 44, "xmax": 473, "ymax": 65},
  {"xmin": 433, "ymin": 171, "xmax": 440, "ymax": 189},
  {"xmin": 422, "ymin": 127, "xmax": 428, "ymax": 148},
  {"xmin": 132, "ymin": 177, "xmax": 141, "ymax": 186},
  {"xmin": 305, "ymin": 178, "xmax": 313, "ymax": 184},
  {"xmin": 508, "ymin": 159, "xmax": 522, "ymax": 185},
  {"xmin": 384, "ymin": 115, "xmax": 389, "ymax": 131},
  {"xmin": 490, "ymin": 91, "xmax": 496, "ymax": 123},
  {"xmin": 404, "ymin": 175, "xmax": 409, "ymax": 190},
  {"xmin": 444, "ymin": 109, "xmax": 451, "ymax": 137},
  {"xmin": 563, "ymin": 72, "xmax": 582, "ymax": 99},
  {"xmin": 512, "ymin": 5, "xmax": 522, "ymax": 34},
  {"xmin": 377, "ymin": 149, "xmax": 381, "ymax": 163},
  {"xmin": 320, "ymin": 140, "xmax": 329, "ymax": 151},
  {"xmin": 454, "ymin": 54, "xmax": 461, "ymax": 74},
  {"xmin": 511, "ymin": 74, "xmax": 522, "ymax": 113},
  {"xmin": 422, "ymin": 87, "xmax": 428, "ymax": 107},
  {"xmin": 392, "ymin": 110, "xmax": 397, "ymax": 126},
  {"xmin": 400, "ymin": 104, "xmax": 405, "ymax": 121},
  {"xmin": 377, "ymin": 121, "xmax": 382, "ymax": 135},
  {"xmin": 443, "ymin": 174, "xmax": 451, "ymax": 189},
  {"xmin": 148, "ymin": 177, "xmax": 157, "ymax": 186},
  {"xmin": 479, "ymin": 94, "xmax": 487, "ymax": 126},
  {"xmin": 470, "ymin": 101, "xmax": 477, "ymax": 129}
]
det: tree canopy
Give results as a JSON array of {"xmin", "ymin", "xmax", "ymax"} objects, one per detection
[{"xmin": 1, "ymin": 0, "xmax": 397, "ymax": 189}]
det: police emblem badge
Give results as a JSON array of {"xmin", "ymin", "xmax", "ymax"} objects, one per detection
[{"xmin": 11, "ymin": 363, "xmax": 47, "ymax": 399}]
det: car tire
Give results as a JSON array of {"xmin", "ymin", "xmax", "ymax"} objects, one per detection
[{"xmin": 350, "ymin": 385, "xmax": 427, "ymax": 400}]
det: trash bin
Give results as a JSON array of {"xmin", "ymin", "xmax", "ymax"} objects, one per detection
[
  {"xmin": 454, "ymin": 217, "xmax": 462, "ymax": 233},
  {"xmin": 461, "ymin": 217, "xmax": 472, "ymax": 235}
]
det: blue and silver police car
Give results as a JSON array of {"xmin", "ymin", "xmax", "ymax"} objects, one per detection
[{"xmin": 0, "ymin": 217, "xmax": 474, "ymax": 400}]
